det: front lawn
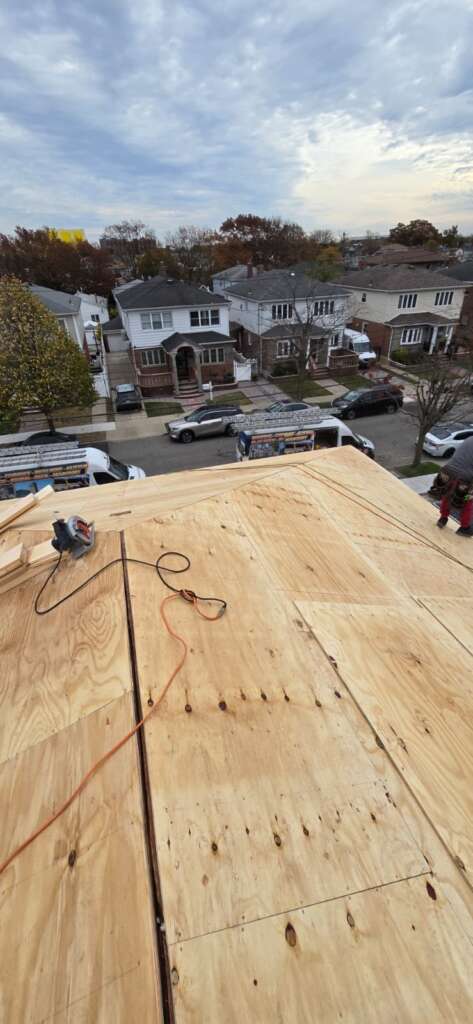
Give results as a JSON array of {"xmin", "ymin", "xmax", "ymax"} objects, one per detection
[
  {"xmin": 280, "ymin": 377, "xmax": 330, "ymax": 399},
  {"xmin": 145, "ymin": 401, "xmax": 183, "ymax": 417},
  {"xmin": 337, "ymin": 375, "xmax": 376, "ymax": 391},
  {"xmin": 396, "ymin": 462, "xmax": 439, "ymax": 478},
  {"xmin": 207, "ymin": 390, "xmax": 251, "ymax": 406}
]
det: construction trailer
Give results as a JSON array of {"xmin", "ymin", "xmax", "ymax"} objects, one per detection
[{"xmin": 1, "ymin": 447, "xmax": 473, "ymax": 1022}]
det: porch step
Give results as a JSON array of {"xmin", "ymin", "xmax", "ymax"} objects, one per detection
[{"xmin": 175, "ymin": 384, "xmax": 201, "ymax": 398}]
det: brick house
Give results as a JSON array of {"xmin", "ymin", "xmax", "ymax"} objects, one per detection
[
  {"xmin": 219, "ymin": 269, "xmax": 349, "ymax": 374},
  {"xmin": 113, "ymin": 277, "xmax": 234, "ymax": 396},
  {"xmin": 339, "ymin": 265, "xmax": 468, "ymax": 359}
]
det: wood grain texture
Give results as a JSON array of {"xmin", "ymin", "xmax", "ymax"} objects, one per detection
[
  {"xmin": 0, "ymin": 531, "xmax": 131, "ymax": 765},
  {"xmin": 0, "ymin": 541, "xmax": 26, "ymax": 578},
  {"xmin": 125, "ymin": 505, "xmax": 426, "ymax": 947},
  {"xmin": 171, "ymin": 875, "xmax": 473, "ymax": 1024},
  {"xmin": 297, "ymin": 599, "xmax": 473, "ymax": 878}
]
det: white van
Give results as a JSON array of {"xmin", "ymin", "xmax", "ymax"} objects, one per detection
[
  {"xmin": 342, "ymin": 329, "xmax": 377, "ymax": 368},
  {"xmin": 0, "ymin": 443, "xmax": 145, "ymax": 500},
  {"xmin": 236, "ymin": 414, "xmax": 375, "ymax": 461}
]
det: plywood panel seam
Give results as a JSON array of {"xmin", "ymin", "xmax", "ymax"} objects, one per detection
[
  {"xmin": 168, "ymin": 868, "xmax": 431, "ymax": 947},
  {"xmin": 298, "ymin": 605, "xmax": 473, "ymax": 901},
  {"xmin": 415, "ymin": 597, "xmax": 473, "ymax": 660}
]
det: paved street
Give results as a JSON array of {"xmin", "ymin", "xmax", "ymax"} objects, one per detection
[{"xmin": 109, "ymin": 407, "xmax": 443, "ymax": 476}]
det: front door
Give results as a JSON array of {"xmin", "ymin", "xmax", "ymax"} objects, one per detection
[{"xmin": 176, "ymin": 347, "xmax": 194, "ymax": 380}]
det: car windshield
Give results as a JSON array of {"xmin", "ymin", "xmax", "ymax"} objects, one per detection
[
  {"xmin": 117, "ymin": 384, "xmax": 135, "ymax": 393},
  {"xmin": 108, "ymin": 456, "xmax": 129, "ymax": 480},
  {"xmin": 353, "ymin": 341, "xmax": 371, "ymax": 353},
  {"xmin": 339, "ymin": 391, "xmax": 363, "ymax": 403},
  {"xmin": 430, "ymin": 423, "xmax": 463, "ymax": 439}
]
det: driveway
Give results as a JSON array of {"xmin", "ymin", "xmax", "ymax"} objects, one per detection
[{"xmin": 105, "ymin": 350, "xmax": 137, "ymax": 390}]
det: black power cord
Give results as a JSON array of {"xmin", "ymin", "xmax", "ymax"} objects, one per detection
[{"xmin": 34, "ymin": 549, "xmax": 227, "ymax": 616}]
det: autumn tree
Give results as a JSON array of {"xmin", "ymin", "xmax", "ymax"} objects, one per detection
[
  {"xmin": 0, "ymin": 227, "xmax": 114, "ymax": 295},
  {"xmin": 219, "ymin": 214, "xmax": 317, "ymax": 267},
  {"xmin": 100, "ymin": 220, "xmax": 157, "ymax": 278},
  {"xmin": 0, "ymin": 277, "xmax": 96, "ymax": 431},
  {"xmin": 136, "ymin": 246, "xmax": 180, "ymax": 279},
  {"xmin": 165, "ymin": 226, "xmax": 219, "ymax": 283},
  {"xmin": 389, "ymin": 219, "xmax": 441, "ymax": 248},
  {"xmin": 442, "ymin": 225, "xmax": 463, "ymax": 248},
  {"xmin": 405, "ymin": 351, "xmax": 473, "ymax": 466}
]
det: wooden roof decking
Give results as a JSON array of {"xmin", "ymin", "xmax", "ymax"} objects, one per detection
[{"xmin": 1, "ymin": 448, "xmax": 473, "ymax": 1022}]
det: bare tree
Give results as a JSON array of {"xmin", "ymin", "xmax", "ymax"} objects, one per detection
[
  {"xmin": 406, "ymin": 351, "xmax": 473, "ymax": 466},
  {"xmin": 100, "ymin": 220, "xmax": 157, "ymax": 278},
  {"xmin": 258, "ymin": 271, "xmax": 355, "ymax": 400}
]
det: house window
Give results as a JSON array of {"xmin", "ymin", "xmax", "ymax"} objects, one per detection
[
  {"xmin": 202, "ymin": 347, "xmax": 225, "ymax": 364},
  {"xmin": 313, "ymin": 300, "xmax": 335, "ymax": 316},
  {"xmin": 190, "ymin": 308, "xmax": 220, "ymax": 327},
  {"xmin": 272, "ymin": 303, "xmax": 293, "ymax": 320},
  {"xmin": 141, "ymin": 348, "xmax": 167, "ymax": 367},
  {"xmin": 398, "ymin": 293, "xmax": 418, "ymax": 310},
  {"xmin": 276, "ymin": 340, "xmax": 296, "ymax": 358},
  {"xmin": 330, "ymin": 332, "xmax": 340, "ymax": 348},
  {"xmin": 91, "ymin": 314, "xmax": 100, "ymax": 323},
  {"xmin": 58, "ymin": 318, "xmax": 69, "ymax": 334},
  {"xmin": 401, "ymin": 327, "xmax": 422, "ymax": 345},
  {"xmin": 434, "ymin": 290, "xmax": 454, "ymax": 307},
  {"xmin": 140, "ymin": 311, "xmax": 173, "ymax": 330}
]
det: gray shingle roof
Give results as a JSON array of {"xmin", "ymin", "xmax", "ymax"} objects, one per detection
[
  {"xmin": 30, "ymin": 284, "xmax": 81, "ymax": 316},
  {"xmin": 387, "ymin": 312, "xmax": 456, "ymax": 326},
  {"xmin": 364, "ymin": 248, "xmax": 449, "ymax": 267},
  {"xmin": 102, "ymin": 315, "xmax": 123, "ymax": 332},
  {"xmin": 442, "ymin": 261, "xmax": 473, "ymax": 282},
  {"xmin": 340, "ymin": 266, "xmax": 466, "ymax": 290},
  {"xmin": 161, "ymin": 331, "xmax": 233, "ymax": 353},
  {"xmin": 117, "ymin": 276, "xmax": 229, "ymax": 310},
  {"xmin": 212, "ymin": 265, "xmax": 249, "ymax": 281},
  {"xmin": 224, "ymin": 269, "xmax": 347, "ymax": 301},
  {"xmin": 262, "ymin": 323, "xmax": 326, "ymax": 339}
]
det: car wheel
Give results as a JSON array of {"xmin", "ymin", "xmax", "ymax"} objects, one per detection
[
  {"xmin": 386, "ymin": 402, "xmax": 397, "ymax": 414},
  {"xmin": 225, "ymin": 423, "xmax": 234, "ymax": 436},
  {"xmin": 443, "ymin": 447, "xmax": 455, "ymax": 459},
  {"xmin": 346, "ymin": 409, "xmax": 357, "ymax": 420},
  {"xmin": 180, "ymin": 430, "xmax": 194, "ymax": 444}
]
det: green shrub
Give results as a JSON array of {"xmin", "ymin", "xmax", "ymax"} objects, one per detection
[
  {"xmin": 391, "ymin": 347, "xmax": 424, "ymax": 365},
  {"xmin": 271, "ymin": 360, "xmax": 298, "ymax": 377}
]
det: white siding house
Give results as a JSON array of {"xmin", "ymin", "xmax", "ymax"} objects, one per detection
[
  {"xmin": 77, "ymin": 292, "xmax": 109, "ymax": 326},
  {"xmin": 114, "ymin": 276, "xmax": 234, "ymax": 396}
]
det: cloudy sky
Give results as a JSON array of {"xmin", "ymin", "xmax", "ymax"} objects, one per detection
[{"xmin": 1, "ymin": 0, "xmax": 473, "ymax": 239}]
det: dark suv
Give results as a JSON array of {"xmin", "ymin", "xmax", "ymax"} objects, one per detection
[{"xmin": 331, "ymin": 385, "xmax": 403, "ymax": 420}]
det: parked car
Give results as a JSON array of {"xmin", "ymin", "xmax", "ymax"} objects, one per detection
[
  {"xmin": 264, "ymin": 400, "xmax": 312, "ymax": 413},
  {"xmin": 166, "ymin": 405, "xmax": 243, "ymax": 443},
  {"xmin": 423, "ymin": 422, "xmax": 473, "ymax": 458},
  {"xmin": 114, "ymin": 383, "xmax": 142, "ymax": 412},
  {"xmin": 20, "ymin": 430, "xmax": 77, "ymax": 446},
  {"xmin": 331, "ymin": 385, "xmax": 403, "ymax": 420}
]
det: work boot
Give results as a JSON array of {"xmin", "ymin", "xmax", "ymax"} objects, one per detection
[
  {"xmin": 437, "ymin": 516, "xmax": 448, "ymax": 528},
  {"xmin": 456, "ymin": 525, "xmax": 473, "ymax": 536}
]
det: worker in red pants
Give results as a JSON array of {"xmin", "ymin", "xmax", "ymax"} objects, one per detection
[{"xmin": 436, "ymin": 435, "xmax": 473, "ymax": 535}]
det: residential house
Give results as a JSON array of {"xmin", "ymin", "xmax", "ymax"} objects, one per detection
[
  {"xmin": 30, "ymin": 285, "xmax": 85, "ymax": 347},
  {"xmin": 113, "ymin": 276, "xmax": 233, "ymax": 395},
  {"xmin": 212, "ymin": 263, "xmax": 257, "ymax": 295},
  {"xmin": 77, "ymin": 292, "xmax": 109, "ymax": 326},
  {"xmin": 220, "ymin": 269, "xmax": 350, "ymax": 374},
  {"xmin": 442, "ymin": 260, "xmax": 473, "ymax": 349},
  {"xmin": 360, "ymin": 244, "xmax": 455, "ymax": 270},
  {"xmin": 339, "ymin": 266, "xmax": 467, "ymax": 359}
]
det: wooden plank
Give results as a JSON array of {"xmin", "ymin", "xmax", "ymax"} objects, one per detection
[
  {"xmin": 0, "ymin": 531, "xmax": 131, "ymax": 766},
  {"xmin": 171, "ymin": 875, "xmax": 473, "ymax": 1023},
  {"xmin": 0, "ymin": 541, "xmax": 26, "ymax": 579},
  {"xmin": 297, "ymin": 599, "xmax": 473, "ymax": 876},
  {"xmin": 25, "ymin": 537, "xmax": 58, "ymax": 568},
  {"xmin": 0, "ymin": 484, "xmax": 54, "ymax": 534},
  {"xmin": 0, "ymin": 696, "xmax": 162, "ymax": 1022},
  {"xmin": 124, "ymin": 506, "xmax": 426, "ymax": 947}
]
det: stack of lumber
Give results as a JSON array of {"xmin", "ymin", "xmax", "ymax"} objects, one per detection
[{"xmin": 1, "ymin": 448, "xmax": 473, "ymax": 1022}]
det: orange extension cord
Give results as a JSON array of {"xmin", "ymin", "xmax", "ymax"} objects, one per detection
[{"xmin": 0, "ymin": 590, "xmax": 222, "ymax": 879}]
